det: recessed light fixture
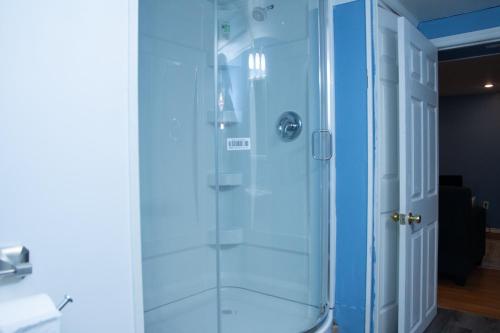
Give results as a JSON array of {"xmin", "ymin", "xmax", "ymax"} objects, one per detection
[{"xmin": 484, "ymin": 83, "xmax": 494, "ymax": 88}]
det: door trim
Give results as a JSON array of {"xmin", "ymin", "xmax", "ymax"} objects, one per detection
[
  {"xmin": 431, "ymin": 26, "xmax": 500, "ymax": 50},
  {"xmin": 128, "ymin": 0, "xmax": 145, "ymax": 333},
  {"xmin": 365, "ymin": 0, "xmax": 375, "ymax": 332},
  {"xmin": 378, "ymin": 0, "xmax": 419, "ymax": 27}
]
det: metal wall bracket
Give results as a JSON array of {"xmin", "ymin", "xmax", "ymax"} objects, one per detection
[{"xmin": 0, "ymin": 246, "xmax": 32, "ymax": 280}]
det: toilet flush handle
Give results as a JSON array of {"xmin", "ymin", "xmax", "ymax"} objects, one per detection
[{"xmin": 57, "ymin": 294, "xmax": 74, "ymax": 312}]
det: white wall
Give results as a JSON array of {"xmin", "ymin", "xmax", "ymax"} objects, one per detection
[{"xmin": 0, "ymin": 1, "xmax": 138, "ymax": 332}]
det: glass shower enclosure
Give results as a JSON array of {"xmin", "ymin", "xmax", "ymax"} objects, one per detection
[{"xmin": 138, "ymin": 1, "xmax": 332, "ymax": 332}]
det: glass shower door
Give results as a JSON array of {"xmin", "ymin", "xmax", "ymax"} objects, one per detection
[
  {"xmin": 138, "ymin": 1, "xmax": 330, "ymax": 332},
  {"xmin": 139, "ymin": 1, "xmax": 219, "ymax": 332},
  {"xmin": 214, "ymin": 1, "xmax": 330, "ymax": 332}
]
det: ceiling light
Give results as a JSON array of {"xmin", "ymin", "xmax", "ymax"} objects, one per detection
[
  {"xmin": 248, "ymin": 51, "xmax": 267, "ymax": 80},
  {"xmin": 484, "ymin": 83, "xmax": 494, "ymax": 88}
]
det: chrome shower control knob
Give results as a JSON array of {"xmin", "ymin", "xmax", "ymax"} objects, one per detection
[{"xmin": 276, "ymin": 111, "xmax": 302, "ymax": 142}]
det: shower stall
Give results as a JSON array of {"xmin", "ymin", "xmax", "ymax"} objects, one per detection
[{"xmin": 138, "ymin": 0, "xmax": 333, "ymax": 332}]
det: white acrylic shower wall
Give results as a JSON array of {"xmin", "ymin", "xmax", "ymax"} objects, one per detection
[{"xmin": 139, "ymin": 0, "xmax": 217, "ymax": 312}]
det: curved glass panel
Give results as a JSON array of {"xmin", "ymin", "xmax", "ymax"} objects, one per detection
[
  {"xmin": 215, "ymin": 1, "xmax": 328, "ymax": 332},
  {"xmin": 138, "ymin": 1, "xmax": 329, "ymax": 332}
]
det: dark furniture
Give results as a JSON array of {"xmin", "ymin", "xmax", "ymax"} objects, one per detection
[
  {"xmin": 440, "ymin": 175, "xmax": 464, "ymax": 187},
  {"xmin": 439, "ymin": 176, "xmax": 486, "ymax": 285}
]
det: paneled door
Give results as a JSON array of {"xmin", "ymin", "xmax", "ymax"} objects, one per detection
[
  {"xmin": 374, "ymin": 7, "xmax": 400, "ymax": 333},
  {"xmin": 397, "ymin": 16, "xmax": 439, "ymax": 333}
]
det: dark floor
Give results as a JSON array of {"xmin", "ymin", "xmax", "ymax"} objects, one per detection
[{"xmin": 425, "ymin": 308, "xmax": 500, "ymax": 333}]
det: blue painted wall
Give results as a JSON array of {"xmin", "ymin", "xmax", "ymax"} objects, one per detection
[
  {"xmin": 333, "ymin": 1, "xmax": 368, "ymax": 332},
  {"xmin": 419, "ymin": 6, "xmax": 500, "ymax": 39},
  {"xmin": 440, "ymin": 93, "xmax": 500, "ymax": 228}
]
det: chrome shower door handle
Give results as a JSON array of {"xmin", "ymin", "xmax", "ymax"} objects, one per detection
[{"xmin": 312, "ymin": 130, "xmax": 332, "ymax": 160}]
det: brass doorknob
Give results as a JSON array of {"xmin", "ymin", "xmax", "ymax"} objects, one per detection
[
  {"xmin": 391, "ymin": 212, "xmax": 400, "ymax": 223},
  {"xmin": 408, "ymin": 213, "xmax": 422, "ymax": 224},
  {"xmin": 392, "ymin": 212, "xmax": 421, "ymax": 224}
]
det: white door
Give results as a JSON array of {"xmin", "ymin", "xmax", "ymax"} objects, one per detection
[
  {"xmin": 397, "ymin": 16, "xmax": 439, "ymax": 333},
  {"xmin": 374, "ymin": 7, "xmax": 400, "ymax": 333}
]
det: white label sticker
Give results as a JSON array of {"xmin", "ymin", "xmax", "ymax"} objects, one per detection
[{"xmin": 227, "ymin": 137, "xmax": 251, "ymax": 151}]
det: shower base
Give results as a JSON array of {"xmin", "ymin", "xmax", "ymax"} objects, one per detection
[{"xmin": 145, "ymin": 287, "xmax": 323, "ymax": 333}]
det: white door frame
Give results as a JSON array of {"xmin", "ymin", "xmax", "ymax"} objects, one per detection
[
  {"xmin": 371, "ymin": 4, "xmax": 500, "ymax": 332},
  {"xmin": 365, "ymin": 0, "xmax": 375, "ymax": 332},
  {"xmin": 128, "ymin": 0, "xmax": 145, "ymax": 332},
  {"xmin": 431, "ymin": 26, "xmax": 500, "ymax": 50}
]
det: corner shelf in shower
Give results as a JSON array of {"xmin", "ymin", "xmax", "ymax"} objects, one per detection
[
  {"xmin": 207, "ymin": 110, "xmax": 239, "ymax": 126},
  {"xmin": 207, "ymin": 172, "xmax": 243, "ymax": 189},
  {"xmin": 207, "ymin": 228, "xmax": 244, "ymax": 246}
]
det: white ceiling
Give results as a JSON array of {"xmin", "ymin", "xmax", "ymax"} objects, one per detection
[{"xmin": 387, "ymin": 0, "xmax": 500, "ymax": 22}]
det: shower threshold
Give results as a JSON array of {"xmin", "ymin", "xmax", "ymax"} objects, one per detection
[{"xmin": 144, "ymin": 287, "xmax": 323, "ymax": 333}]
